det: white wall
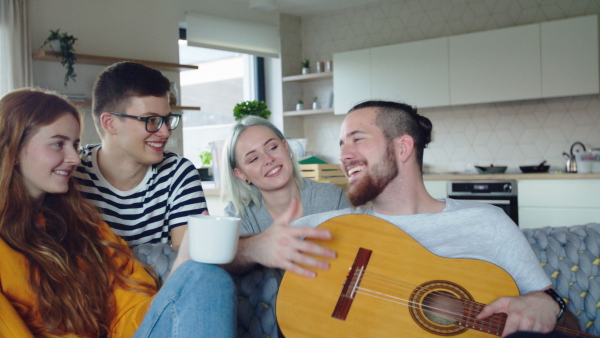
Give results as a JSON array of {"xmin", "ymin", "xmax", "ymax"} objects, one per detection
[
  {"xmin": 28, "ymin": 0, "xmax": 280, "ymax": 152},
  {"xmin": 293, "ymin": 0, "xmax": 600, "ymax": 173},
  {"xmin": 29, "ymin": 0, "xmax": 600, "ymax": 173}
]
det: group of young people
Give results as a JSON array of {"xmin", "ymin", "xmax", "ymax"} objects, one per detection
[{"xmin": 0, "ymin": 60, "xmax": 579, "ymax": 337}]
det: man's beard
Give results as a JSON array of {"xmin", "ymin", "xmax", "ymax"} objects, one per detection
[{"xmin": 346, "ymin": 142, "xmax": 399, "ymax": 207}]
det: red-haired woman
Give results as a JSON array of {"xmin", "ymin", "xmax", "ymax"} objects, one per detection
[{"xmin": 0, "ymin": 88, "xmax": 235, "ymax": 337}]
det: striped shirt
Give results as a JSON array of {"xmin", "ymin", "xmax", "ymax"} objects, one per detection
[{"xmin": 73, "ymin": 144, "xmax": 207, "ymax": 247}]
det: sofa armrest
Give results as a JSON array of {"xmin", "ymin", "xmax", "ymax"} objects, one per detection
[{"xmin": 523, "ymin": 223, "xmax": 600, "ymax": 335}]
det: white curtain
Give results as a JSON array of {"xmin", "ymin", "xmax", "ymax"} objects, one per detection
[{"xmin": 0, "ymin": 0, "xmax": 32, "ymax": 96}]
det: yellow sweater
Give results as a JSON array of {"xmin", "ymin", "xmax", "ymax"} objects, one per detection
[{"xmin": 0, "ymin": 217, "xmax": 157, "ymax": 337}]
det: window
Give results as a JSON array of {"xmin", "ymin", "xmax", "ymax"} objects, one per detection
[{"xmin": 179, "ymin": 32, "xmax": 261, "ymax": 173}]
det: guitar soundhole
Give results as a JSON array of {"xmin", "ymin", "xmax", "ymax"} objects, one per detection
[{"xmin": 409, "ymin": 281, "xmax": 473, "ymax": 336}]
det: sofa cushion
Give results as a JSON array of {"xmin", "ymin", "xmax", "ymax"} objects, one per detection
[{"xmin": 523, "ymin": 223, "xmax": 600, "ymax": 335}]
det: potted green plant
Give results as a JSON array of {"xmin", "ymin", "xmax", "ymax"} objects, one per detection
[
  {"xmin": 301, "ymin": 58, "xmax": 310, "ymax": 74},
  {"xmin": 233, "ymin": 100, "xmax": 271, "ymax": 121},
  {"xmin": 41, "ymin": 29, "xmax": 78, "ymax": 86},
  {"xmin": 312, "ymin": 96, "xmax": 320, "ymax": 109},
  {"xmin": 198, "ymin": 151, "xmax": 213, "ymax": 181},
  {"xmin": 296, "ymin": 99, "xmax": 304, "ymax": 111}
]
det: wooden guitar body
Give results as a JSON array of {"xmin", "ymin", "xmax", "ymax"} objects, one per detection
[{"xmin": 277, "ymin": 214, "xmax": 520, "ymax": 337}]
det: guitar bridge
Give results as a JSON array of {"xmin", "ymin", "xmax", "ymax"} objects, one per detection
[{"xmin": 331, "ymin": 247, "xmax": 372, "ymax": 320}]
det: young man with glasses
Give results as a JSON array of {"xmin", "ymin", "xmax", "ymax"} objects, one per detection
[{"xmin": 74, "ymin": 61, "xmax": 207, "ymax": 251}]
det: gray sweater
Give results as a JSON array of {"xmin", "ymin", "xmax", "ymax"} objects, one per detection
[
  {"xmin": 225, "ymin": 178, "xmax": 351, "ymax": 337},
  {"xmin": 225, "ymin": 178, "xmax": 351, "ymax": 235}
]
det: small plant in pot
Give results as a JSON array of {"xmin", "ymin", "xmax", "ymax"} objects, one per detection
[
  {"xmin": 233, "ymin": 100, "xmax": 272, "ymax": 121},
  {"xmin": 301, "ymin": 58, "xmax": 310, "ymax": 75},
  {"xmin": 296, "ymin": 99, "xmax": 304, "ymax": 111},
  {"xmin": 198, "ymin": 151, "xmax": 213, "ymax": 181},
  {"xmin": 41, "ymin": 29, "xmax": 78, "ymax": 87},
  {"xmin": 312, "ymin": 96, "xmax": 320, "ymax": 109}
]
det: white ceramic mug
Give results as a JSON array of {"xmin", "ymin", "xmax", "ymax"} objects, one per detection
[{"xmin": 188, "ymin": 215, "xmax": 241, "ymax": 264}]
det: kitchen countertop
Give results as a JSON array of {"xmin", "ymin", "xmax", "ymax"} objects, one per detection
[
  {"xmin": 423, "ymin": 172, "xmax": 600, "ymax": 180},
  {"xmin": 202, "ymin": 173, "xmax": 600, "ymax": 196}
]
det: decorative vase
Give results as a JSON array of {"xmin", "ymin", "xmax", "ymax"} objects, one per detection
[
  {"xmin": 197, "ymin": 167, "xmax": 213, "ymax": 181},
  {"xmin": 296, "ymin": 103, "xmax": 304, "ymax": 111},
  {"xmin": 326, "ymin": 60, "xmax": 333, "ymax": 72},
  {"xmin": 302, "ymin": 67, "xmax": 310, "ymax": 75},
  {"xmin": 316, "ymin": 61, "xmax": 325, "ymax": 73}
]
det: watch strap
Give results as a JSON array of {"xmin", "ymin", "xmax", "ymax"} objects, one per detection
[{"xmin": 544, "ymin": 288, "xmax": 566, "ymax": 322}]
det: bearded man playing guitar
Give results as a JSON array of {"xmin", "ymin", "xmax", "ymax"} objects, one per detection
[{"xmin": 274, "ymin": 100, "xmax": 582, "ymax": 337}]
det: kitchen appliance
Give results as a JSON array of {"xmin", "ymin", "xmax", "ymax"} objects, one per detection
[
  {"xmin": 474, "ymin": 165, "xmax": 507, "ymax": 174},
  {"xmin": 519, "ymin": 160, "xmax": 549, "ymax": 173},
  {"xmin": 447, "ymin": 180, "xmax": 518, "ymax": 225},
  {"xmin": 563, "ymin": 141, "xmax": 587, "ymax": 173},
  {"xmin": 575, "ymin": 150, "xmax": 599, "ymax": 173}
]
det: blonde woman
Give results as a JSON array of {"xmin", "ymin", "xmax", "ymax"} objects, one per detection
[{"xmin": 221, "ymin": 116, "xmax": 350, "ymax": 337}]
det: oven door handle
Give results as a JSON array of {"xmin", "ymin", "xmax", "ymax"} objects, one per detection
[{"xmin": 469, "ymin": 199, "xmax": 510, "ymax": 205}]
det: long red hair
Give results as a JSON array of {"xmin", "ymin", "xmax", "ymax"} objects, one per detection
[{"xmin": 0, "ymin": 88, "xmax": 157, "ymax": 336}]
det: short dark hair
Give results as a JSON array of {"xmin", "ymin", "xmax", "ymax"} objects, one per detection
[
  {"xmin": 348, "ymin": 100, "xmax": 433, "ymax": 172},
  {"xmin": 91, "ymin": 62, "xmax": 170, "ymax": 130}
]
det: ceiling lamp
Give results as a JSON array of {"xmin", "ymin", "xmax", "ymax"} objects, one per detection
[{"xmin": 249, "ymin": 0, "xmax": 276, "ymax": 11}]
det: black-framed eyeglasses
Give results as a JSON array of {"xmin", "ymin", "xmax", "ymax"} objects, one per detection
[{"xmin": 109, "ymin": 112, "xmax": 181, "ymax": 132}]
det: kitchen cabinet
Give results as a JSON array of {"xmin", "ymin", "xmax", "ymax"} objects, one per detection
[
  {"xmin": 541, "ymin": 15, "xmax": 599, "ymax": 98},
  {"xmin": 282, "ymin": 72, "xmax": 334, "ymax": 117},
  {"xmin": 333, "ymin": 49, "xmax": 371, "ymax": 115},
  {"xmin": 449, "ymin": 23, "xmax": 541, "ymax": 105},
  {"xmin": 333, "ymin": 15, "xmax": 599, "ymax": 111},
  {"xmin": 371, "ymin": 37, "xmax": 450, "ymax": 108},
  {"xmin": 424, "ymin": 180, "xmax": 447, "ymax": 199},
  {"xmin": 518, "ymin": 179, "xmax": 600, "ymax": 229}
]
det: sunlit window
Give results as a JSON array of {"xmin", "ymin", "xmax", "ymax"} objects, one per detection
[{"xmin": 178, "ymin": 39, "xmax": 255, "ymax": 174}]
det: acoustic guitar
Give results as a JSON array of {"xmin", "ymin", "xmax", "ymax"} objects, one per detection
[{"xmin": 276, "ymin": 214, "xmax": 595, "ymax": 337}]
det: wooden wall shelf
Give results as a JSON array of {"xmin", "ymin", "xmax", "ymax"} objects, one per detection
[
  {"xmin": 283, "ymin": 72, "xmax": 333, "ymax": 82},
  {"xmin": 32, "ymin": 50, "xmax": 198, "ymax": 72},
  {"xmin": 283, "ymin": 108, "xmax": 333, "ymax": 117}
]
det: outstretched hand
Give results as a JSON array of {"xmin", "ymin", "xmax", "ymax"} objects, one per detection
[
  {"xmin": 245, "ymin": 198, "xmax": 335, "ymax": 278},
  {"xmin": 477, "ymin": 290, "xmax": 558, "ymax": 337}
]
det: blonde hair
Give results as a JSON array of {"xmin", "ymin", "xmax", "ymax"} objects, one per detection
[{"xmin": 221, "ymin": 116, "xmax": 304, "ymax": 217}]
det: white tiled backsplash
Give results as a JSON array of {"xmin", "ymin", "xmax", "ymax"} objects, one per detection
[
  {"xmin": 302, "ymin": 95, "xmax": 600, "ymax": 173},
  {"xmin": 289, "ymin": 0, "xmax": 600, "ymax": 173}
]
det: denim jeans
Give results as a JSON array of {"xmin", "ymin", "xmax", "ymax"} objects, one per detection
[{"xmin": 133, "ymin": 260, "xmax": 236, "ymax": 337}]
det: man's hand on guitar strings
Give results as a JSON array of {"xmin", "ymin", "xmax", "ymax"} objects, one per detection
[
  {"xmin": 476, "ymin": 288, "xmax": 559, "ymax": 337},
  {"xmin": 246, "ymin": 198, "xmax": 336, "ymax": 278}
]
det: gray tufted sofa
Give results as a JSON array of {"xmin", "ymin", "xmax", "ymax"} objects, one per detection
[
  {"xmin": 233, "ymin": 267, "xmax": 283, "ymax": 338},
  {"xmin": 135, "ymin": 222, "xmax": 600, "ymax": 337},
  {"xmin": 233, "ymin": 223, "xmax": 600, "ymax": 337},
  {"xmin": 523, "ymin": 223, "xmax": 600, "ymax": 336}
]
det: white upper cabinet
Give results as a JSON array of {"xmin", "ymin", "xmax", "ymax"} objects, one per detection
[
  {"xmin": 371, "ymin": 37, "xmax": 450, "ymax": 108},
  {"xmin": 449, "ymin": 23, "xmax": 541, "ymax": 105},
  {"xmin": 333, "ymin": 49, "xmax": 371, "ymax": 115},
  {"xmin": 333, "ymin": 15, "xmax": 599, "ymax": 111},
  {"xmin": 541, "ymin": 15, "xmax": 599, "ymax": 98}
]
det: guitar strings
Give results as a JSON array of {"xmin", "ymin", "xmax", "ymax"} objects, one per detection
[
  {"xmin": 345, "ymin": 271, "xmax": 593, "ymax": 338},
  {"xmin": 345, "ymin": 270, "xmax": 507, "ymax": 334}
]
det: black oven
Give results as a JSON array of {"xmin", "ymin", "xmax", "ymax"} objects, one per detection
[{"xmin": 447, "ymin": 180, "xmax": 519, "ymax": 226}]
